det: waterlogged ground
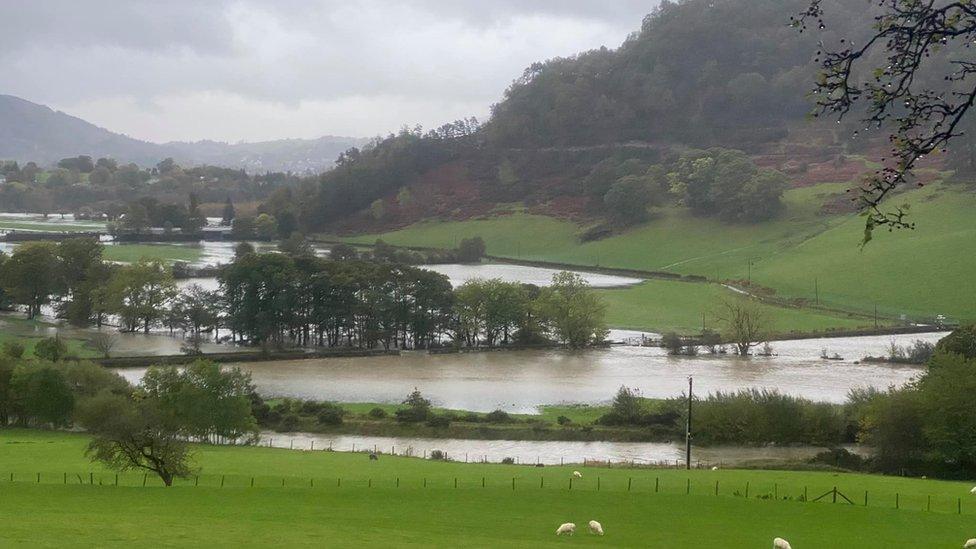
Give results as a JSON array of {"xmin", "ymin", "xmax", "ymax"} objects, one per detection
[{"xmin": 114, "ymin": 332, "xmax": 942, "ymax": 412}]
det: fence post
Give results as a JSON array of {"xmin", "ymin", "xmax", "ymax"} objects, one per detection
[
  {"xmin": 959, "ymin": 498, "xmax": 962, "ymax": 514},
  {"xmin": 896, "ymin": 493, "xmax": 899, "ymax": 509},
  {"xmin": 927, "ymin": 495, "xmax": 931, "ymax": 512},
  {"xmin": 195, "ymin": 476, "xmax": 199, "ymax": 487},
  {"xmin": 368, "ymin": 479, "xmax": 372, "ymax": 488},
  {"xmin": 655, "ymin": 477, "xmax": 659, "ymax": 493},
  {"xmin": 598, "ymin": 477, "xmax": 601, "ymax": 491},
  {"xmin": 63, "ymin": 472, "xmax": 66, "ymax": 485},
  {"xmin": 310, "ymin": 478, "xmax": 314, "ymax": 488},
  {"xmin": 745, "ymin": 482, "xmax": 749, "ymax": 498},
  {"xmin": 832, "ymin": 487, "xmax": 837, "ymax": 504},
  {"xmin": 539, "ymin": 477, "xmax": 543, "ymax": 489},
  {"xmin": 89, "ymin": 472, "xmax": 93, "ymax": 485},
  {"xmin": 482, "ymin": 477, "xmax": 485, "ymax": 488},
  {"xmin": 396, "ymin": 477, "xmax": 400, "ymax": 487},
  {"xmin": 569, "ymin": 477, "xmax": 573, "ymax": 490},
  {"xmin": 455, "ymin": 478, "xmax": 458, "ymax": 489},
  {"xmin": 686, "ymin": 478, "xmax": 690, "ymax": 495},
  {"xmin": 36, "ymin": 473, "xmax": 40, "ymax": 484},
  {"xmin": 338, "ymin": 478, "xmax": 341, "ymax": 487},
  {"xmin": 250, "ymin": 477, "xmax": 254, "ymax": 487},
  {"xmin": 512, "ymin": 477, "xmax": 516, "ymax": 491},
  {"xmin": 628, "ymin": 477, "xmax": 632, "ymax": 492},
  {"xmin": 114, "ymin": 474, "xmax": 118, "ymax": 486},
  {"xmin": 864, "ymin": 490, "xmax": 868, "ymax": 506},
  {"xmin": 143, "ymin": 474, "xmax": 148, "ymax": 487},
  {"xmin": 220, "ymin": 475, "xmax": 225, "ymax": 488},
  {"xmin": 423, "ymin": 478, "xmax": 427, "ymax": 488},
  {"xmin": 774, "ymin": 483, "xmax": 778, "ymax": 499},
  {"xmin": 804, "ymin": 486, "xmax": 808, "ymax": 501},
  {"xmin": 715, "ymin": 480, "xmax": 719, "ymax": 496}
]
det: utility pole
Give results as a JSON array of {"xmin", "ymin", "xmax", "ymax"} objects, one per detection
[
  {"xmin": 814, "ymin": 278, "xmax": 820, "ymax": 306},
  {"xmin": 686, "ymin": 376, "xmax": 693, "ymax": 470}
]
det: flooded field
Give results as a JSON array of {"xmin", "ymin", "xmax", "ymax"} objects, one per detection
[{"xmin": 113, "ymin": 333, "xmax": 942, "ymax": 412}]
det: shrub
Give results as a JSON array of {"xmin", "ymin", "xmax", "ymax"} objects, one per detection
[
  {"xmin": 367, "ymin": 407, "xmax": 388, "ymax": 419},
  {"xmin": 485, "ymin": 409, "xmax": 513, "ymax": 423},
  {"xmin": 277, "ymin": 414, "xmax": 301, "ymax": 432},
  {"xmin": 429, "ymin": 450, "xmax": 446, "ymax": 460},
  {"xmin": 501, "ymin": 457, "xmax": 515, "ymax": 465},
  {"xmin": 426, "ymin": 415, "xmax": 451, "ymax": 428},
  {"xmin": 316, "ymin": 403, "xmax": 345, "ymax": 426},
  {"xmin": 301, "ymin": 401, "xmax": 324, "ymax": 415},
  {"xmin": 808, "ymin": 448, "xmax": 865, "ymax": 471},
  {"xmin": 395, "ymin": 388, "xmax": 431, "ymax": 423},
  {"xmin": 2, "ymin": 341, "xmax": 25, "ymax": 359},
  {"xmin": 556, "ymin": 415, "xmax": 572, "ymax": 426},
  {"xmin": 461, "ymin": 412, "xmax": 482, "ymax": 423},
  {"xmin": 661, "ymin": 332, "xmax": 684, "ymax": 355},
  {"xmin": 34, "ymin": 336, "xmax": 67, "ymax": 362}
]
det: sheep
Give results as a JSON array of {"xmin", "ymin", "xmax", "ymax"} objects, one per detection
[
  {"xmin": 970, "ymin": 486, "xmax": 976, "ymax": 494},
  {"xmin": 573, "ymin": 471, "xmax": 583, "ymax": 478},
  {"xmin": 368, "ymin": 453, "xmax": 378, "ymax": 461},
  {"xmin": 555, "ymin": 523, "xmax": 576, "ymax": 536},
  {"xmin": 588, "ymin": 520, "xmax": 604, "ymax": 536},
  {"xmin": 965, "ymin": 539, "xmax": 976, "ymax": 549},
  {"xmin": 711, "ymin": 466, "xmax": 719, "ymax": 471},
  {"xmin": 773, "ymin": 537, "xmax": 792, "ymax": 549}
]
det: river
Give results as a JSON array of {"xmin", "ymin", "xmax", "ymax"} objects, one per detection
[
  {"xmin": 113, "ymin": 332, "xmax": 942, "ymax": 412},
  {"xmin": 255, "ymin": 431, "xmax": 865, "ymax": 466}
]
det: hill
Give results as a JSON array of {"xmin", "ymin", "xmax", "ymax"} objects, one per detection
[{"xmin": 0, "ymin": 94, "xmax": 364, "ymax": 172}]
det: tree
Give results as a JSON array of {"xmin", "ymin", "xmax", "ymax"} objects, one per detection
[
  {"xmin": 395, "ymin": 388, "xmax": 431, "ymax": 423},
  {"xmin": 34, "ymin": 335, "xmax": 68, "ymax": 362},
  {"xmin": 183, "ymin": 193, "xmax": 207, "ymax": 234},
  {"xmin": 254, "ymin": 213, "xmax": 278, "ymax": 241},
  {"xmin": 77, "ymin": 391, "xmax": 192, "ymax": 487},
  {"xmin": 221, "ymin": 196, "xmax": 236, "ymax": 226},
  {"xmin": 231, "ymin": 216, "xmax": 255, "ymax": 239},
  {"xmin": 604, "ymin": 176, "xmax": 652, "ymax": 226},
  {"xmin": 88, "ymin": 333, "xmax": 118, "ymax": 359},
  {"xmin": 278, "ymin": 232, "xmax": 314, "ymax": 258},
  {"xmin": 10, "ymin": 365, "xmax": 74, "ymax": 426},
  {"xmin": 0, "ymin": 242, "xmax": 62, "ymax": 319},
  {"xmin": 456, "ymin": 237, "xmax": 486, "ymax": 263},
  {"xmin": 718, "ymin": 300, "xmax": 766, "ymax": 356},
  {"xmin": 795, "ymin": 0, "xmax": 976, "ymax": 240},
  {"xmin": 104, "ymin": 259, "xmax": 177, "ymax": 333},
  {"xmin": 668, "ymin": 149, "xmax": 786, "ymax": 222},
  {"xmin": 234, "ymin": 242, "xmax": 255, "ymax": 259},
  {"xmin": 534, "ymin": 272, "xmax": 608, "ymax": 348}
]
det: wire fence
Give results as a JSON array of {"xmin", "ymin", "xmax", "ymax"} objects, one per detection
[{"xmin": 4, "ymin": 470, "xmax": 972, "ymax": 516}]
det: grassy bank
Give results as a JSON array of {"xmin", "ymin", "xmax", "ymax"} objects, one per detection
[
  {"xmin": 0, "ymin": 429, "xmax": 974, "ymax": 547},
  {"xmin": 336, "ymin": 182, "xmax": 975, "ymax": 330}
]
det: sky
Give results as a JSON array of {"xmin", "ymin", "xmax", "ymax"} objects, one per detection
[{"xmin": 0, "ymin": 1, "xmax": 656, "ymax": 143}]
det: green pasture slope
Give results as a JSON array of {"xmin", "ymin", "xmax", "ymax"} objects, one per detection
[
  {"xmin": 1, "ymin": 430, "xmax": 975, "ymax": 547},
  {"xmin": 340, "ymin": 182, "xmax": 976, "ymax": 329}
]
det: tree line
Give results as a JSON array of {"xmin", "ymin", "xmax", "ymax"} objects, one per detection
[{"xmin": 0, "ymin": 239, "xmax": 608, "ymax": 351}]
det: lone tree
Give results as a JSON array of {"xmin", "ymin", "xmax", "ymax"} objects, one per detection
[
  {"xmin": 719, "ymin": 301, "xmax": 766, "ymax": 356},
  {"xmin": 794, "ymin": 0, "xmax": 976, "ymax": 241}
]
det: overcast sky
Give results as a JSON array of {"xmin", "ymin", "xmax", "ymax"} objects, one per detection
[{"xmin": 0, "ymin": 1, "xmax": 656, "ymax": 143}]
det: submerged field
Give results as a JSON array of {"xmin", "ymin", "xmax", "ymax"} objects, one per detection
[
  {"xmin": 0, "ymin": 429, "xmax": 974, "ymax": 547},
  {"xmin": 339, "ymin": 182, "xmax": 976, "ymax": 329}
]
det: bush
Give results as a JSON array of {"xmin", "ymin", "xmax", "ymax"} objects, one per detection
[
  {"xmin": 34, "ymin": 336, "xmax": 67, "ymax": 362},
  {"xmin": 277, "ymin": 414, "xmax": 301, "ymax": 432},
  {"xmin": 300, "ymin": 401, "xmax": 324, "ymax": 415},
  {"xmin": 429, "ymin": 450, "xmax": 446, "ymax": 460},
  {"xmin": 501, "ymin": 457, "xmax": 515, "ymax": 465},
  {"xmin": 316, "ymin": 403, "xmax": 345, "ymax": 426},
  {"xmin": 808, "ymin": 448, "xmax": 865, "ymax": 471},
  {"xmin": 556, "ymin": 415, "xmax": 572, "ymax": 426},
  {"xmin": 367, "ymin": 407, "xmax": 388, "ymax": 419},
  {"xmin": 661, "ymin": 332, "xmax": 684, "ymax": 355},
  {"xmin": 2, "ymin": 341, "xmax": 25, "ymax": 359},
  {"xmin": 426, "ymin": 415, "xmax": 451, "ymax": 428},
  {"xmin": 485, "ymin": 409, "xmax": 513, "ymax": 423},
  {"xmin": 461, "ymin": 412, "xmax": 482, "ymax": 423},
  {"xmin": 395, "ymin": 388, "xmax": 431, "ymax": 423}
]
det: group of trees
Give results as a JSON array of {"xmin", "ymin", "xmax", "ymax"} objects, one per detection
[
  {"xmin": 0, "ymin": 356, "xmax": 257, "ymax": 486},
  {"xmin": 0, "ymin": 155, "xmax": 299, "ymax": 218},
  {"xmin": 220, "ymin": 252, "xmax": 607, "ymax": 350},
  {"xmin": 110, "ymin": 193, "xmax": 209, "ymax": 235},
  {"xmin": 0, "ymin": 239, "xmax": 607, "ymax": 350}
]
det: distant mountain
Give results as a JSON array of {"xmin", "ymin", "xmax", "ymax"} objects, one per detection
[{"xmin": 0, "ymin": 94, "xmax": 366, "ymax": 172}]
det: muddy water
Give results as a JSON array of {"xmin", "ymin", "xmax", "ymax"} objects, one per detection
[
  {"xmin": 256, "ymin": 431, "xmax": 865, "ymax": 466},
  {"xmin": 113, "ymin": 333, "xmax": 942, "ymax": 412}
]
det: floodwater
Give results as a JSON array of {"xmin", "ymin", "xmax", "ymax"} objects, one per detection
[
  {"xmin": 113, "ymin": 332, "xmax": 943, "ymax": 412},
  {"xmin": 256, "ymin": 431, "xmax": 865, "ymax": 466}
]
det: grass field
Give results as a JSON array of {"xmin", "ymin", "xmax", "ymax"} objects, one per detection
[
  {"xmin": 102, "ymin": 244, "xmax": 203, "ymax": 264},
  {"xmin": 0, "ymin": 317, "xmax": 99, "ymax": 359},
  {"xmin": 0, "ymin": 219, "xmax": 105, "ymax": 233},
  {"xmin": 1, "ymin": 429, "xmax": 975, "ymax": 547},
  {"xmin": 338, "ymin": 181, "xmax": 976, "ymax": 329}
]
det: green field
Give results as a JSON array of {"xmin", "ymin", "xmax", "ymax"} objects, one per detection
[
  {"xmin": 0, "ymin": 219, "xmax": 105, "ymax": 233},
  {"xmin": 102, "ymin": 244, "xmax": 203, "ymax": 264},
  {"xmin": 339, "ymin": 182, "xmax": 975, "ymax": 329},
  {"xmin": 1, "ymin": 429, "xmax": 975, "ymax": 547}
]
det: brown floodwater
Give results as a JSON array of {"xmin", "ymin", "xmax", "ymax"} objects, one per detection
[{"xmin": 114, "ymin": 333, "xmax": 941, "ymax": 413}]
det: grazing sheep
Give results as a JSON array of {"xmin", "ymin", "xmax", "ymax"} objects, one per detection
[
  {"xmin": 573, "ymin": 471, "xmax": 583, "ymax": 478},
  {"xmin": 711, "ymin": 466, "xmax": 719, "ymax": 471},
  {"xmin": 773, "ymin": 537, "xmax": 792, "ymax": 549},
  {"xmin": 588, "ymin": 520, "xmax": 604, "ymax": 536},
  {"xmin": 965, "ymin": 539, "xmax": 976, "ymax": 549},
  {"xmin": 555, "ymin": 523, "xmax": 576, "ymax": 536},
  {"xmin": 970, "ymin": 486, "xmax": 976, "ymax": 494}
]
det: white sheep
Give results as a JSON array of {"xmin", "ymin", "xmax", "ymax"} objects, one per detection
[
  {"xmin": 773, "ymin": 537, "xmax": 792, "ymax": 549},
  {"xmin": 573, "ymin": 471, "xmax": 583, "ymax": 478},
  {"xmin": 711, "ymin": 466, "xmax": 719, "ymax": 471},
  {"xmin": 964, "ymin": 539, "xmax": 976, "ymax": 549},
  {"xmin": 970, "ymin": 486, "xmax": 976, "ymax": 494},
  {"xmin": 588, "ymin": 520, "xmax": 604, "ymax": 536},
  {"xmin": 555, "ymin": 523, "xmax": 576, "ymax": 536}
]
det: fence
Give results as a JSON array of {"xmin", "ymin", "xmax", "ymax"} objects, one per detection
[{"xmin": 4, "ymin": 470, "xmax": 971, "ymax": 516}]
